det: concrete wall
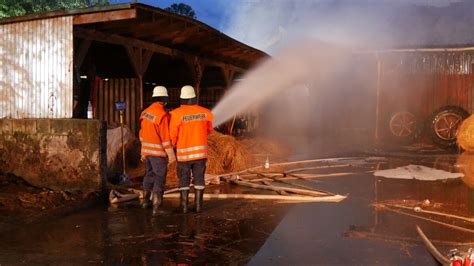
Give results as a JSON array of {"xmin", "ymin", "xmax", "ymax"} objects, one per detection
[{"xmin": 0, "ymin": 119, "xmax": 106, "ymax": 192}]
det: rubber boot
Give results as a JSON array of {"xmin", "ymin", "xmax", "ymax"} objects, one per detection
[
  {"xmin": 180, "ymin": 190, "xmax": 189, "ymax": 214},
  {"xmin": 194, "ymin": 189, "xmax": 204, "ymax": 213},
  {"xmin": 142, "ymin": 189, "xmax": 152, "ymax": 209},
  {"xmin": 152, "ymin": 192, "xmax": 165, "ymax": 216}
]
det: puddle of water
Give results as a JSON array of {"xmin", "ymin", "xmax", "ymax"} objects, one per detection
[
  {"xmin": 0, "ymin": 194, "xmax": 289, "ymax": 265},
  {"xmin": 1, "ymin": 155, "xmax": 473, "ymax": 264},
  {"xmin": 250, "ymin": 156, "xmax": 474, "ymax": 265}
]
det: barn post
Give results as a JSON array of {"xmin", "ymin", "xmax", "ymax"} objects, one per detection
[
  {"xmin": 186, "ymin": 56, "xmax": 203, "ymax": 103},
  {"xmin": 221, "ymin": 66, "xmax": 235, "ymax": 89},
  {"xmin": 125, "ymin": 46, "xmax": 153, "ymax": 111}
]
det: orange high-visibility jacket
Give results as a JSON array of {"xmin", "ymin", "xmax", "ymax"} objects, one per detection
[
  {"xmin": 169, "ymin": 104, "xmax": 213, "ymax": 162},
  {"xmin": 139, "ymin": 103, "xmax": 173, "ymax": 158}
]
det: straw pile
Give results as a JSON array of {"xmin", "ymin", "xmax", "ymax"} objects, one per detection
[
  {"xmin": 124, "ymin": 131, "xmax": 289, "ymax": 188},
  {"xmin": 457, "ymin": 115, "xmax": 474, "ymax": 151},
  {"xmin": 207, "ymin": 132, "xmax": 251, "ymax": 173}
]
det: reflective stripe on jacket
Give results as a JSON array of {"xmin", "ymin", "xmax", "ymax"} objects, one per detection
[
  {"xmin": 169, "ymin": 104, "xmax": 213, "ymax": 162},
  {"xmin": 139, "ymin": 103, "xmax": 173, "ymax": 158}
]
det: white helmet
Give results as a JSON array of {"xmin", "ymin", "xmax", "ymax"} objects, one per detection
[
  {"xmin": 180, "ymin": 85, "xmax": 196, "ymax": 99},
  {"xmin": 152, "ymin": 86, "xmax": 168, "ymax": 97}
]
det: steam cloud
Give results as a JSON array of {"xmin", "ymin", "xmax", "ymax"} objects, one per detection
[{"xmin": 212, "ymin": 0, "xmax": 471, "ymax": 156}]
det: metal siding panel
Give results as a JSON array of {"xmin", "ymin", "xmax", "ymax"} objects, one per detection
[
  {"xmin": 0, "ymin": 26, "xmax": 3, "ymax": 116},
  {"xmin": 0, "ymin": 17, "xmax": 73, "ymax": 118}
]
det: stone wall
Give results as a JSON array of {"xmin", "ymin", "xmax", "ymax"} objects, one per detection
[{"xmin": 0, "ymin": 119, "xmax": 106, "ymax": 192}]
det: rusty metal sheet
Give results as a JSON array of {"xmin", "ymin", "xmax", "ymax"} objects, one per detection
[{"xmin": 0, "ymin": 17, "xmax": 73, "ymax": 118}]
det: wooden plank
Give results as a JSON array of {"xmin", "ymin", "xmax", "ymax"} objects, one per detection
[
  {"xmin": 138, "ymin": 77, "xmax": 144, "ymax": 111},
  {"xmin": 131, "ymin": 79, "xmax": 137, "ymax": 134},
  {"xmin": 98, "ymin": 79, "xmax": 104, "ymax": 121},
  {"xmin": 120, "ymin": 78, "xmax": 126, "ymax": 127},
  {"xmin": 104, "ymin": 79, "xmax": 109, "ymax": 123},
  {"xmin": 73, "ymin": 9, "xmax": 137, "ymax": 25},
  {"xmin": 231, "ymin": 179, "xmax": 330, "ymax": 197},
  {"xmin": 0, "ymin": 3, "xmax": 132, "ymax": 25},
  {"xmin": 108, "ymin": 79, "xmax": 114, "ymax": 124},
  {"xmin": 162, "ymin": 193, "xmax": 346, "ymax": 202},
  {"xmin": 114, "ymin": 78, "xmax": 120, "ymax": 123},
  {"xmin": 125, "ymin": 79, "xmax": 131, "ymax": 131}
]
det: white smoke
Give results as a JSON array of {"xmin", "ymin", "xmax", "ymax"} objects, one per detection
[
  {"xmin": 222, "ymin": 0, "xmax": 468, "ymax": 54},
  {"xmin": 212, "ymin": 0, "xmax": 469, "ymax": 156}
]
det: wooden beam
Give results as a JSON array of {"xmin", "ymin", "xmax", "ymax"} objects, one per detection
[
  {"xmin": 73, "ymin": 9, "xmax": 137, "ymax": 25},
  {"xmin": 75, "ymin": 27, "xmax": 175, "ymax": 56},
  {"xmin": 170, "ymin": 27, "xmax": 202, "ymax": 44},
  {"xmin": 74, "ymin": 39, "xmax": 92, "ymax": 71},
  {"xmin": 221, "ymin": 67, "xmax": 235, "ymax": 88},
  {"xmin": 125, "ymin": 46, "xmax": 141, "ymax": 77},
  {"xmin": 74, "ymin": 27, "xmax": 246, "ymax": 72},
  {"xmin": 185, "ymin": 57, "xmax": 203, "ymax": 102},
  {"xmin": 125, "ymin": 20, "xmax": 178, "ymax": 38},
  {"xmin": 125, "ymin": 46, "xmax": 154, "ymax": 111},
  {"xmin": 132, "ymin": 21, "xmax": 187, "ymax": 39}
]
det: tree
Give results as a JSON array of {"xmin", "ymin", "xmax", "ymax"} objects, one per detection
[
  {"xmin": 0, "ymin": 0, "xmax": 109, "ymax": 18},
  {"xmin": 164, "ymin": 3, "xmax": 196, "ymax": 19}
]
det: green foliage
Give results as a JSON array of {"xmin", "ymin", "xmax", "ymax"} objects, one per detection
[
  {"xmin": 164, "ymin": 3, "xmax": 196, "ymax": 19},
  {"xmin": 0, "ymin": 0, "xmax": 109, "ymax": 18}
]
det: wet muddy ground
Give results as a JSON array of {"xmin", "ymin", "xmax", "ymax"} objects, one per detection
[{"xmin": 1, "ymin": 153, "xmax": 474, "ymax": 265}]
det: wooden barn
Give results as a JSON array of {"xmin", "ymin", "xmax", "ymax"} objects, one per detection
[
  {"xmin": 0, "ymin": 2, "xmax": 267, "ymax": 133},
  {"xmin": 372, "ymin": 48, "xmax": 474, "ymax": 149},
  {"xmin": 0, "ymin": 2, "xmax": 265, "ymax": 192},
  {"xmin": 321, "ymin": 47, "xmax": 474, "ymax": 151}
]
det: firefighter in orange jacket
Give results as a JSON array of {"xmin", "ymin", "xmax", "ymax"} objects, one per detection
[
  {"xmin": 170, "ymin": 85, "xmax": 213, "ymax": 213},
  {"xmin": 140, "ymin": 86, "xmax": 176, "ymax": 216}
]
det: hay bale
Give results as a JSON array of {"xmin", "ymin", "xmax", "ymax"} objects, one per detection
[
  {"xmin": 207, "ymin": 132, "xmax": 251, "ymax": 174},
  {"xmin": 457, "ymin": 115, "xmax": 474, "ymax": 151}
]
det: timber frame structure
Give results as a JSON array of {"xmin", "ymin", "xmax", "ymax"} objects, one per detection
[{"xmin": 0, "ymin": 2, "xmax": 266, "ymax": 133}]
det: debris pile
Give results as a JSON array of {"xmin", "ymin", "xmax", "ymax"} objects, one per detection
[
  {"xmin": 457, "ymin": 115, "xmax": 474, "ymax": 151},
  {"xmin": 0, "ymin": 173, "xmax": 92, "ymax": 231}
]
